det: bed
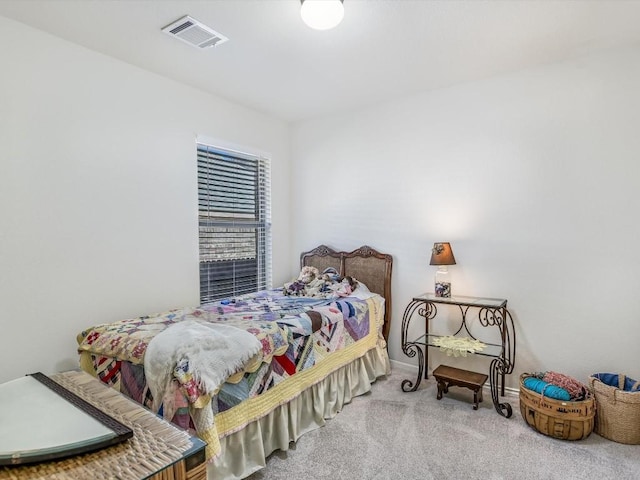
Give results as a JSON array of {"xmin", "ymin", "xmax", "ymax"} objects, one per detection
[{"xmin": 76, "ymin": 245, "xmax": 393, "ymax": 479}]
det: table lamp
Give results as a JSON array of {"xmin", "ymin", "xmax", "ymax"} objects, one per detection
[{"xmin": 430, "ymin": 242, "xmax": 456, "ymax": 297}]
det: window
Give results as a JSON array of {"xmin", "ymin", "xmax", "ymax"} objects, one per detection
[{"xmin": 197, "ymin": 143, "xmax": 271, "ymax": 303}]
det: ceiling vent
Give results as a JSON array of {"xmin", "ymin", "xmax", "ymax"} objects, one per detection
[{"xmin": 162, "ymin": 15, "xmax": 228, "ymax": 49}]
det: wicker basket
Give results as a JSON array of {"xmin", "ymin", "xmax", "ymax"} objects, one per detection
[
  {"xmin": 519, "ymin": 374, "xmax": 595, "ymax": 440},
  {"xmin": 589, "ymin": 374, "xmax": 640, "ymax": 444}
]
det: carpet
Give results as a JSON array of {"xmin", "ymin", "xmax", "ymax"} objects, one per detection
[{"xmin": 247, "ymin": 363, "xmax": 639, "ymax": 480}]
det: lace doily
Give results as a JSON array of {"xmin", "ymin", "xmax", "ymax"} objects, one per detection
[{"xmin": 432, "ymin": 336, "xmax": 486, "ymax": 357}]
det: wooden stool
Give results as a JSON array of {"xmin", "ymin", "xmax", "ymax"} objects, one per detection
[{"xmin": 433, "ymin": 364, "xmax": 488, "ymax": 410}]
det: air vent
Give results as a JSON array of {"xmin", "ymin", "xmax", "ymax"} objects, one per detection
[{"xmin": 162, "ymin": 15, "xmax": 228, "ymax": 49}]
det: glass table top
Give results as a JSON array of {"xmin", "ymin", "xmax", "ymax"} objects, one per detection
[
  {"xmin": 414, "ymin": 293, "xmax": 507, "ymax": 308},
  {"xmin": 0, "ymin": 374, "xmax": 130, "ymax": 465}
]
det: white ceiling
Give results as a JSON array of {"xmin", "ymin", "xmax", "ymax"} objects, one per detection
[{"xmin": 2, "ymin": 0, "xmax": 640, "ymax": 122}]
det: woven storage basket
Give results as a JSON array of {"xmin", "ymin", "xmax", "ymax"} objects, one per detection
[
  {"xmin": 589, "ymin": 374, "xmax": 640, "ymax": 444},
  {"xmin": 519, "ymin": 374, "xmax": 595, "ymax": 440}
]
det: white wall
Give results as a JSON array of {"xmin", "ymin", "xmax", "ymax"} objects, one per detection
[
  {"xmin": 3, "ymin": 13, "xmax": 639, "ymax": 391},
  {"xmin": 0, "ymin": 16, "xmax": 291, "ymax": 384},
  {"xmin": 291, "ymin": 45, "xmax": 640, "ymax": 388}
]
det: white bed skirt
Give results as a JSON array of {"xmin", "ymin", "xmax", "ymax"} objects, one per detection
[{"xmin": 208, "ymin": 344, "xmax": 391, "ymax": 479}]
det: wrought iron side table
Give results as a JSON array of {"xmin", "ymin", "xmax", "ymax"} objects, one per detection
[{"xmin": 400, "ymin": 293, "xmax": 516, "ymax": 418}]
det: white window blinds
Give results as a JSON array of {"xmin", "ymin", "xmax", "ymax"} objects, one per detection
[{"xmin": 197, "ymin": 143, "xmax": 272, "ymax": 303}]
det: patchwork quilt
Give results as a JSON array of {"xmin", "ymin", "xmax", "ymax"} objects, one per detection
[{"xmin": 77, "ymin": 288, "xmax": 385, "ymax": 459}]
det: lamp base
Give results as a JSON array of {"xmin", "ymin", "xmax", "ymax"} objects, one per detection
[{"xmin": 434, "ymin": 267, "xmax": 451, "ymax": 298}]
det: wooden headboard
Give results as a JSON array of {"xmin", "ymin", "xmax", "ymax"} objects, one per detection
[{"xmin": 300, "ymin": 245, "xmax": 393, "ymax": 341}]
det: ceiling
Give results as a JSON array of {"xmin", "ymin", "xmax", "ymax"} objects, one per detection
[{"xmin": 2, "ymin": 0, "xmax": 640, "ymax": 122}]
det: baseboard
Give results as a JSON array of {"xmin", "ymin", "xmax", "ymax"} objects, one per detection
[{"xmin": 389, "ymin": 359, "xmax": 520, "ymax": 397}]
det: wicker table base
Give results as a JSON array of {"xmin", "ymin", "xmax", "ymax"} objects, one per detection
[{"xmin": 0, "ymin": 371, "xmax": 207, "ymax": 480}]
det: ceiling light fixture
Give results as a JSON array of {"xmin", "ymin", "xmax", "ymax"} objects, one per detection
[{"xmin": 300, "ymin": 0, "xmax": 344, "ymax": 30}]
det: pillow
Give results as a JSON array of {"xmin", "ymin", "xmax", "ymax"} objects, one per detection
[{"xmin": 349, "ymin": 281, "xmax": 378, "ymax": 299}]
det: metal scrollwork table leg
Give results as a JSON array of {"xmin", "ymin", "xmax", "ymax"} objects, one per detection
[{"xmin": 400, "ymin": 300, "xmax": 428, "ymax": 392}]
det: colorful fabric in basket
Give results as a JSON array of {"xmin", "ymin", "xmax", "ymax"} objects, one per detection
[
  {"xmin": 542, "ymin": 371, "xmax": 589, "ymax": 400},
  {"xmin": 527, "ymin": 371, "xmax": 589, "ymax": 401},
  {"xmin": 523, "ymin": 376, "xmax": 570, "ymax": 401},
  {"xmin": 591, "ymin": 373, "xmax": 640, "ymax": 392}
]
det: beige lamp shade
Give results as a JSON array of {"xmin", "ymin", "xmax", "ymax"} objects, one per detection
[{"xmin": 429, "ymin": 242, "xmax": 456, "ymax": 266}]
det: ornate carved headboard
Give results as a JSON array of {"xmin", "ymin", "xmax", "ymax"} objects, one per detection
[{"xmin": 300, "ymin": 245, "xmax": 393, "ymax": 341}]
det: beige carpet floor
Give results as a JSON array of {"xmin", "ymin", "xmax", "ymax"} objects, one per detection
[{"xmin": 247, "ymin": 363, "xmax": 639, "ymax": 480}]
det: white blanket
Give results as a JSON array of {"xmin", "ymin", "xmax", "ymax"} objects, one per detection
[{"xmin": 144, "ymin": 319, "xmax": 262, "ymax": 413}]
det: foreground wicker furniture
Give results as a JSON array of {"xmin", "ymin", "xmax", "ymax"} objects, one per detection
[{"xmin": 0, "ymin": 371, "xmax": 206, "ymax": 480}]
